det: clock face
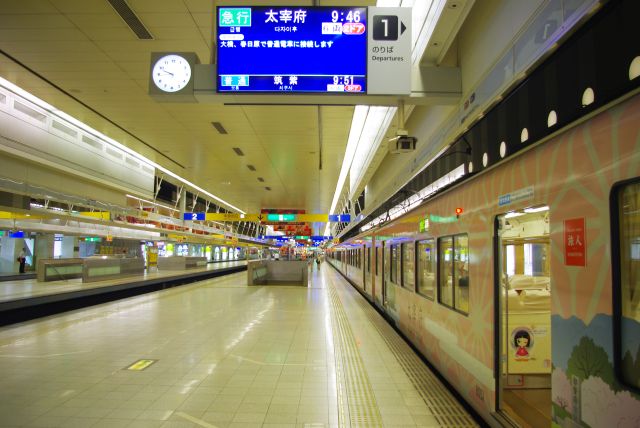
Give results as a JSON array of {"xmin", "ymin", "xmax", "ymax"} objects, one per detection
[{"xmin": 152, "ymin": 54, "xmax": 192, "ymax": 92}]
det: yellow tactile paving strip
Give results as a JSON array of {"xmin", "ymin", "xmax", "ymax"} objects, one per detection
[
  {"xmin": 327, "ymin": 281, "xmax": 384, "ymax": 427},
  {"xmin": 327, "ymin": 267, "xmax": 479, "ymax": 427}
]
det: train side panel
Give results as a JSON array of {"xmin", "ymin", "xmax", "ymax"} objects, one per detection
[{"xmin": 335, "ymin": 94, "xmax": 640, "ymax": 423}]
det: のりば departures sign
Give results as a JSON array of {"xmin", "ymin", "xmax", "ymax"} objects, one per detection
[{"xmin": 564, "ymin": 218, "xmax": 586, "ymax": 266}]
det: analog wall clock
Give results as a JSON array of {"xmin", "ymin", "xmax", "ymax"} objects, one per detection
[{"xmin": 152, "ymin": 54, "xmax": 192, "ymax": 93}]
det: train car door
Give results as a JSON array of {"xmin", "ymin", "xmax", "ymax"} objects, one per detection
[
  {"xmin": 374, "ymin": 239, "xmax": 383, "ymax": 307},
  {"xmin": 383, "ymin": 240, "xmax": 390, "ymax": 309},
  {"xmin": 495, "ymin": 207, "xmax": 552, "ymax": 427}
]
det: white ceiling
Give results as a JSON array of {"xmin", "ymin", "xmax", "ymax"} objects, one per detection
[{"xmin": 0, "ymin": 0, "xmax": 379, "ymax": 215}]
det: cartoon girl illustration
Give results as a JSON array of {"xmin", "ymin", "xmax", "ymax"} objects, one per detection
[{"xmin": 513, "ymin": 329, "xmax": 532, "ymax": 360}]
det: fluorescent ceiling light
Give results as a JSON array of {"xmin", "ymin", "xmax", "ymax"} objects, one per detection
[
  {"xmin": 0, "ymin": 76, "xmax": 245, "ymax": 215},
  {"xmin": 524, "ymin": 206, "xmax": 549, "ymax": 213},
  {"xmin": 327, "ymin": 0, "xmax": 443, "ymax": 238},
  {"xmin": 505, "ymin": 212, "xmax": 525, "ymax": 219}
]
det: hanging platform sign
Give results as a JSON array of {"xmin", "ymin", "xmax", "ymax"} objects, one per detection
[{"xmin": 367, "ymin": 7, "xmax": 412, "ymax": 95}]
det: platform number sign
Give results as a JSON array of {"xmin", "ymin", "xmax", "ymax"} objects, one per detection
[
  {"xmin": 373, "ymin": 15, "xmax": 399, "ymax": 40},
  {"xmin": 183, "ymin": 212, "xmax": 205, "ymax": 221},
  {"xmin": 367, "ymin": 7, "xmax": 411, "ymax": 95}
]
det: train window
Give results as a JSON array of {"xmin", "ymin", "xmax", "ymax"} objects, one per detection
[
  {"xmin": 376, "ymin": 246, "xmax": 380, "ymax": 276},
  {"xmin": 438, "ymin": 234, "xmax": 469, "ymax": 314},
  {"xmin": 439, "ymin": 237, "xmax": 454, "ymax": 307},
  {"xmin": 613, "ymin": 180, "xmax": 640, "ymax": 390},
  {"xmin": 402, "ymin": 242, "xmax": 415, "ymax": 290},
  {"xmin": 417, "ymin": 239, "xmax": 436, "ymax": 299},
  {"xmin": 367, "ymin": 247, "xmax": 371, "ymax": 273},
  {"xmin": 390, "ymin": 244, "xmax": 398, "ymax": 284},
  {"xmin": 454, "ymin": 235, "xmax": 469, "ymax": 313}
]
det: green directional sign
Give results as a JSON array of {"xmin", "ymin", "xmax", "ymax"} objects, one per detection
[
  {"xmin": 219, "ymin": 8, "xmax": 252, "ymax": 27},
  {"xmin": 267, "ymin": 214, "xmax": 296, "ymax": 222}
]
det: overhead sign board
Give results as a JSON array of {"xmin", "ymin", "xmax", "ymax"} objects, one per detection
[
  {"xmin": 183, "ymin": 212, "xmax": 206, "ymax": 221},
  {"xmin": 202, "ymin": 213, "xmax": 350, "ymax": 223},
  {"xmin": 217, "ymin": 6, "xmax": 367, "ymax": 93},
  {"xmin": 267, "ymin": 213, "xmax": 296, "ymax": 222},
  {"xmin": 367, "ymin": 7, "xmax": 411, "ymax": 95}
]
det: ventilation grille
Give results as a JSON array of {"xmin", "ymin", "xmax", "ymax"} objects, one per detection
[
  {"xmin": 52, "ymin": 120, "xmax": 78, "ymax": 138},
  {"xmin": 82, "ymin": 135, "xmax": 103, "ymax": 150},
  {"xmin": 212, "ymin": 121, "xmax": 228, "ymax": 134},
  {"xmin": 232, "ymin": 147, "xmax": 244, "ymax": 156},
  {"xmin": 247, "ymin": 164, "xmax": 256, "ymax": 171},
  {"xmin": 106, "ymin": 147, "xmax": 124, "ymax": 160},
  {"xmin": 125, "ymin": 156, "xmax": 140, "ymax": 168},
  {"xmin": 107, "ymin": 0, "xmax": 153, "ymax": 40},
  {"xmin": 13, "ymin": 100, "xmax": 46, "ymax": 122}
]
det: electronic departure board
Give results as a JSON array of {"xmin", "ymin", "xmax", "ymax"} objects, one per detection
[{"xmin": 217, "ymin": 7, "xmax": 367, "ymax": 93}]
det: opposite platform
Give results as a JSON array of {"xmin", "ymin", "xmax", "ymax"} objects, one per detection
[{"xmin": 0, "ymin": 261, "xmax": 247, "ymax": 325}]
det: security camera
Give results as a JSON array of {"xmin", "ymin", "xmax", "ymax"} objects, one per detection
[{"xmin": 389, "ymin": 129, "xmax": 417, "ymax": 154}]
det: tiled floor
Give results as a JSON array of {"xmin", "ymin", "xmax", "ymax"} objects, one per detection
[
  {"xmin": 0, "ymin": 263, "xmax": 477, "ymax": 427},
  {"xmin": 0, "ymin": 261, "xmax": 246, "ymax": 303}
]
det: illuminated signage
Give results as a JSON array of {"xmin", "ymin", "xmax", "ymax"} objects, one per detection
[
  {"xmin": 183, "ymin": 212, "xmax": 206, "ymax": 221},
  {"xmin": 266, "ymin": 213, "xmax": 296, "ymax": 222},
  {"xmin": 217, "ymin": 7, "xmax": 367, "ymax": 93},
  {"xmin": 429, "ymin": 214, "xmax": 458, "ymax": 223}
]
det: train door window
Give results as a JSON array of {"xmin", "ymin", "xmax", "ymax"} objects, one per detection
[
  {"xmin": 438, "ymin": 237, "xmax": 454, "ymax": 307},
  {"xmin": 417, "ymin": 239, "xmax": 436, "ymax": 299},
  {"xmin": 612, "ymin": 180, "xmax": 640, "ymax": 390},
  {"xmin": 438, "ymin": 234, "xmax": 469, "ymax": 313},
  {"xmin": 454, "ymin": 235, "xmax": 469, "ymax": 313},
  {"xmin": 390, "ymin": 244, "xmax": 398, "ymax": 283},
  {"xmin": 367, "ymin": 247, "xmax": 371, "ymax": 273},
  {"xmin": 376, "ymin": 246, "xmax": 380, "ymax": 276},
  {"xmin": 402, "ymin": 242, "xmax": 415, "ymax": 290}
]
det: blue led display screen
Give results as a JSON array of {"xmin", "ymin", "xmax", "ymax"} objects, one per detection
[{"xmin": 217, "ymin": 7, "xmax": 367, "ymax": 93}]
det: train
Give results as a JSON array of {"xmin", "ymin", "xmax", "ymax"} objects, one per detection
[
  {"xmin": 327, "ymin": 88, "xmax": 640, "ymax": 427},
  {"xmin": 327, "ymin": 80, "xmax": 640, "ymax": 426}
]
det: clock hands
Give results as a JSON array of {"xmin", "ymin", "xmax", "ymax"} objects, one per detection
[{"xmin": 159, "ymin": 69, "xmax": 174, "ymax": 76}]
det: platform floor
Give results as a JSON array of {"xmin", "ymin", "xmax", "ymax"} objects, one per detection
[
  {"xmin": 0, "ymin": 264, "xmax": 478, "ymax": 428},
  {"xmin": 0, "ymin": 261, "xmax": 247, "ymax": 303}
]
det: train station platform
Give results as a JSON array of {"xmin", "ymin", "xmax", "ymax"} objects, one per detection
[
  {"xmin": 0, "ymin": 261, "xmax": 247, "ymax": 326},
  {"xmin": 0, "ymin": 263, "xmax": 479, "ymax": 428}
]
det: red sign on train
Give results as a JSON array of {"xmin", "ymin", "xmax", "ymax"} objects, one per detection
[{"xmin": 564, "ymin": 218, "xmax": 586, "ymax": 266}]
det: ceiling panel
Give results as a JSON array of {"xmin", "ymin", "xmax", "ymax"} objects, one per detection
[{"xmin": 0, "ymin": 0, "xmax": 368, "ymax": 215}]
